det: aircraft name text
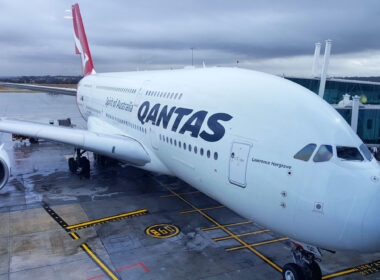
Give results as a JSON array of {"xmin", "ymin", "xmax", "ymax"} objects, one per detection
[
  {"xmin": 137, "ymin": 101, "xmax": 233, "ymax": 142},
  {"xmin": 105, "ymin": 97, "xmax": 133, "ymax": 112},
  {"xmin": 252, "ymin": 158, "xmax": 292, "ymax": 169}
]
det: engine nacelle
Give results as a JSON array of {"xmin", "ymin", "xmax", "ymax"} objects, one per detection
[{"xmin": 0, "ymin": 144, "xmax": 10, "ymax": 190}]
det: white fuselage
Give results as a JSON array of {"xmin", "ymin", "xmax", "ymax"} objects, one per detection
[{"xmin": 76, "ymin": 67, "xmax": 380, "ymax": 253}]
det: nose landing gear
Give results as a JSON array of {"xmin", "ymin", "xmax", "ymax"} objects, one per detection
[
  {"xmin": 282, "ymin": 243, "xmax": 322, "ymax": 280},
  {"xmin": 68, "ymin": 148, "xmax": 90, "ymax": 178}
]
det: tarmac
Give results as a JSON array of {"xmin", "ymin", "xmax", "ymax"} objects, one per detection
[{"xmin": 0, "ymin": 91, "xmax": 380, "ymax": 279}]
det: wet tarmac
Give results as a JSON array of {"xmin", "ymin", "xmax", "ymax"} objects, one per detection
[{"xmin": 0, "ymin": 91, "xmax": 380, "ymax": 279}]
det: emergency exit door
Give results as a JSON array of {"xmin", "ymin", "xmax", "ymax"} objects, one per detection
[{"xmin": 229, "ymin": 142, "xmax": 251, "ymax": 187}]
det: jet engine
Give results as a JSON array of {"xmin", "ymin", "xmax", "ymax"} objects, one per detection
[{"xmin": 0, "ymin": 144, "xmax": 10, "ymax": 190}]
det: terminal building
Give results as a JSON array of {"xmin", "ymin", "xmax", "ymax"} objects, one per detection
[
  {"xmin": 286, "ymin": 77, "xmax": 380, "ymax": 145},
  {"xmin": 283, "ymin": 40, "xmax": 380, "ymax": 145}
]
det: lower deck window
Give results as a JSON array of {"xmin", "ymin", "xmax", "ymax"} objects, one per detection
[{"xmin": 160, "ymin": 134, "xmax": 218, "ymax": 160}]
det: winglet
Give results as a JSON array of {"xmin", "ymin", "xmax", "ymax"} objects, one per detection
[{"xmin": 72, "ymin": 3, "xmax": 95, "ymax": 76}]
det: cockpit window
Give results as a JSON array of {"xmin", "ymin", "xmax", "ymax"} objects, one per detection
[
  {"xmin": 294, "ymin": 144, "xmax": 317, "ymax": 161},
  {"xmin": 313, "ymin": 145, "xmax": 333, "ymax": 162},
  {"xmin": 337, "ymin": 146, "xmax": 364, "ymax": 161},
  {"xmin": 359, "ymin": 143, "xmax": 373, "ymax": 161}
]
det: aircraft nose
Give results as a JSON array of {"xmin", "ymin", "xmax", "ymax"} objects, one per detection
[{"xmin": 362, "ymin": 189, "xmax": 380, "ymax": 253}]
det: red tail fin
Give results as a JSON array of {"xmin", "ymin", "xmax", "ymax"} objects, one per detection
[{"xmin": 72, "ymin": 3, "xmax": 95, "ymax": 76}]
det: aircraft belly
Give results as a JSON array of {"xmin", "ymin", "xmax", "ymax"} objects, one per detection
[{"xmin": 154, "ymin": 144, "xmax": 239, "ymax": 209}]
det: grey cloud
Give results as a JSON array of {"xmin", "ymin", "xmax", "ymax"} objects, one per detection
[{"xmin": 0, "ymin": 0, "xmax": 380, "ymax": 76}]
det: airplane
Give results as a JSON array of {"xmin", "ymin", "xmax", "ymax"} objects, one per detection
[{"xmin": 1, "ymin": 3, "xmax": 379, "ymax": 280}]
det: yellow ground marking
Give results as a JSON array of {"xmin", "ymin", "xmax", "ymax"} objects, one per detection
[
  {"xmin": 202, "ymin": 221, "xmax": 253, "ymax": 231},
  {"xmin": 322, "ymin": 268, "xmax": 358, "ymax": 279},
  {"xmin": 213, "ymin": 229, "xmax": 270, "ymax": 241},
  {"xmin": 161, "ymin": 185, "xmax": 283, "ymax": 273},
  {"xmin": 66, "ymin": 209, "xmax": 148, "ymax": 230},
  {"xmin": 180, "ymin": 205, "xmax": 225, "ymax": 214},
  {"xmin": 226, "ymin": 237, "xmax": 289, "ymax": 252},
  {"xmin": 70, "ymin": 232, "xmax": 80, "ymax": 240},
  {"xmin": 81, "ymin": 244, "xmax": 119, "ymax": 280},
  {"xmin": 145, "ymin": 224, "xmax": 180, "ymax": 238},
  {"xmin": 156, "ymin": 182, "xmax": 370, "ymax": 279},
  {"xmin": 160, "ymin": 191, "xmax": 200, "ymax": 198},
  {"xmin": 156, "ymin": 185, "xmax": 364, "ymax": 278}
]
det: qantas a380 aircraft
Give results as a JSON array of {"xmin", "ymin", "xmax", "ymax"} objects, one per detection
[{"xmin": 1, "ymin": 4, "xmax": 380, "ymax": 280}]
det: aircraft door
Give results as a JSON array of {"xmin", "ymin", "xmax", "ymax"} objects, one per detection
[{"xmin": 229, "ymin": 142, "xmax": 251, "ymax": 187}]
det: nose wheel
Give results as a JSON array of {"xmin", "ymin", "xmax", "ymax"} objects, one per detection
[
  {"xmin": 282, "ymin": 244, "xmax": 322, "ymax": 280},
  {"xmin": 283, "ymin": 263, "xmax": 304, "ymax": 280}
]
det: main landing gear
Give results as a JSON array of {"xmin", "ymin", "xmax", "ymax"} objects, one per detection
[
  {"xmin": 282, "ymin": 242, "xmax": 322, "ymax": 280},
  {"xmin": 68, "ymin": 148, "xmax": 90, "ymax": 179}
]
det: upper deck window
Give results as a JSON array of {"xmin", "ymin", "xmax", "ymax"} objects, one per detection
[
  {"xmin": 337, "ymin": 146, "xmax": 363, "ymax": 161},
  {"xmin": 360, "ymin": 144, "xmax": 373, "ymax": 161},
  {"xmin": 294, "ymin": 144, "xmax": 317, "ymax": 161},
  {"xmin": 313, "ymin": 145, "xmax": 333, "ymax": 162}
]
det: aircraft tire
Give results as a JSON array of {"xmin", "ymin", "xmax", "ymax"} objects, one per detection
[
  {"xmin": 282, "ymin": 263, "xmax": 304, "ymax": 280},
  {"xmin": 29, "ymin": 138, "xmax": 38, "ymax": 144},
  {"xmin": 310, "ymin": 261, "xmax": 322, "ymax": 280},
  {"xmin": 79, "ymin": 157, "xmax": 90, "ymax": 178},
  {"xmin": 68, "ymin": 157, "xmax": 78, "ymax": 173}
]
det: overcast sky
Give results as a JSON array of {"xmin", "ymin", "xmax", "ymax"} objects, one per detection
[{"xmin": 1, "ymin": 0, "xmax": 380, "ymax": 77}]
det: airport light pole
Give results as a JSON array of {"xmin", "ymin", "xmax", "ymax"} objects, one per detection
[
  {"xmin": 190, "ymin": 47, "xmax": 195, "ymax": 66},
  {"xmin": 312, "ymin": 42, "xmax": 321, "ymax": 77},
  {"xmin": 351, "ymin": 95, "xmax": 360, "ymax": 133},
  {"xmin": 318, "ymin": 39, "xmax": 332, "ymax": 99}
]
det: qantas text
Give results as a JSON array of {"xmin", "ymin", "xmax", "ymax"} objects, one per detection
[{"xmin": 137, "ymin": 101, "xmax": 232, "ymax": 142}]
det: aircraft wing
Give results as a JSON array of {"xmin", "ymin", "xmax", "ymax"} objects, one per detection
[
  {"xmin": 0, "ymin": 82, "xmax": 76, "ymax": 96},
  {"xmin": 0, "ymin": 118, "xmax": 150, "ymax": 166}
]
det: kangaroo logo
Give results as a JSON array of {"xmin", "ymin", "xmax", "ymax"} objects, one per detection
[{"xmin": 73, "ymin": 33, "xmax": 89, "ymax": 70}]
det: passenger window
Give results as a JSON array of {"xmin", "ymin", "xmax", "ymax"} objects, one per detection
[
  {"xmin": 360, "ymin": 144, "xmax": 373, "ymax": 161},
  {"xmin": 294, "ymin": 144, "xmax": 317, "ymax": 161},
  {"xmin": 337, "ymin": 146, "xmax": 363, "ymax": 161},
  {"xmin": 313, "ymin": 145, "xmax": 333, "ymax": 162}
]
